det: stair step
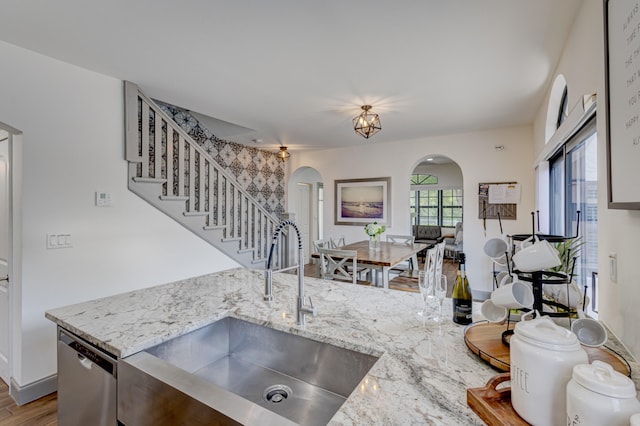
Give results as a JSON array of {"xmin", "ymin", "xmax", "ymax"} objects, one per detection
[
  {"xmin": 133, "ymin": 177, "xmax": 166, "ymax": 184},
  {"xmin": 159, "ymin": 195, "xmax": 189, "ymax": 201},
  {"xmin": 203, "ymin": 225, "xmax": 226, "ymax": 231},
  {"xmin": 222, "ymin": 237, "xmax": 241, "ymax": 243},
  {"xmin": 126, "ymin": 85, "xmax": 285, "ymax": 271},
  {"xmin": 183, "ymin": 211, "xmax": 208, "ymax": 217}
]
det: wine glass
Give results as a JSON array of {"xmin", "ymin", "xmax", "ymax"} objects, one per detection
[
  {"xmin": 417, "ymin": 271, "xmax": 433, "ymax": 318},
  {"xmin": 432, "ymin": 274, "xmax": 447, "ymax": 323}
]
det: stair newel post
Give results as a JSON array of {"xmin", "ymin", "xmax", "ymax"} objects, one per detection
[{"xmin": 124, "ymin": 81, "xmax": 140, "ymax": 163}]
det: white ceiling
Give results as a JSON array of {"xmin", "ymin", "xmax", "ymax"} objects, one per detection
[{"xmin": 0, "ymin": 0, "xmax": 583, "ymax": 153}]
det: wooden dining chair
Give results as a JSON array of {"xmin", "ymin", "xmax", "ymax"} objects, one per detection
[
  {"xmin": 328, "ymin": 235, "xmax": 345, "ymax": 249},
  {"xmin": 311, "ymin": 239, "xmax": 331, "ymax": 276},
  {"xmin": 386, "ymin": 234, "xmax": 416, "ymax": 273},
  {"xmin": 318, "ymin": 248, "xmax": 371, "ymax": 285},
  {"xmin": 313, "ymin": 239, "xmax": 330, "ymax": 252}
]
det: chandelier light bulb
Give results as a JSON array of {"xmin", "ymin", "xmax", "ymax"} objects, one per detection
[{"xmin": 353, "ymin": 105, "xmax": 381, "ymax": 139}]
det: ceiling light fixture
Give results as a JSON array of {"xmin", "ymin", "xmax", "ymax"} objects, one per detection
[
  {"xmin": 276, "ymin": 145, "xmax": 290, "ymax": 162},
  {"xmin": 353, "ymin": 105, "xmax": 382, "ymax": 139}
]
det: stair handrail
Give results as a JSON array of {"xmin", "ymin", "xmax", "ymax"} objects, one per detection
[
  {"xmin": 124, "ymin": 81, "xmax": 288, "ymax": 266},
  {"xmin": 126, "ymin": 83, "xmax": 283, "ymax": 226}
]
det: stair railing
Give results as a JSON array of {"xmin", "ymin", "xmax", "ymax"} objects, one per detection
[{"xmin": 124, "ymin": 81, "xmax": 287, "ymax": 268}]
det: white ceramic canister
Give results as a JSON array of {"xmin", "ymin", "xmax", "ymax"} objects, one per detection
[
  {"xmin": 510, "ymin": 315, "xmax": 588, "ymax": 426},
  {"xmin": 566, "ymin": 360, "xmax": 640, "ymax": 426}
]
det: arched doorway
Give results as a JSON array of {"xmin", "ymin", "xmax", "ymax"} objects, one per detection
[
  {"xmin": 409, "ymin": 155, "xmax": 463, "ymax": 282},
  {"xmin": 288, "ymin": 167, "xmax": 324, "ymax": 262},
  {"xmin": 410, "ymin": 156, "xmax": 463, "ymax": 227}
]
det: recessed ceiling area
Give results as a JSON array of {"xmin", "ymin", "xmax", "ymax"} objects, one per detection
[{"xmin": 0, "ymin": 1, "xmax": 583, "ymax": 152}]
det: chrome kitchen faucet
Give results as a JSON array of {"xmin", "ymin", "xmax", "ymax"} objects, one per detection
[{"xmin": 264, "ymin": 220, "xmax": 316, "ymax": 326}]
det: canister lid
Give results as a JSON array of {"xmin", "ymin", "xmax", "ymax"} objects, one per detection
[
  {"xmin": 572, "ymin": 361, "xmax": 637, "ymax": 398},
  {"xmin": 514, "ymin": 315, "xmax": 579, "ymax": 346}
]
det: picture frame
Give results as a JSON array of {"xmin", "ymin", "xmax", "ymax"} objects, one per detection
[
  {"xmin": 604, "ymin": 0, "xmax": 640, "ymax": 209},
  {"xmin": 334, "ymin": 177, "xmax": 391, "ymax": 226}
]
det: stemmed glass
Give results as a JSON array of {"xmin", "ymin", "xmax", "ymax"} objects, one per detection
[
  {"xmin": 417, "ymin": 271, "xmax": 433, "ymax": 318},
  {"xmin": 432, "ymin": 274, "xmax": 447, "ymax": 323}
]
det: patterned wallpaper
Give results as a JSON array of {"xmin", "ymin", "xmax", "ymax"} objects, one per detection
[{"xmin": 157, "ymin": 101, "xmax": 285, "ymax": 218}]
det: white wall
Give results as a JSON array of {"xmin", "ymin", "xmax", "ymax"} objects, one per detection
[
  {"xmin": 0, "ymin": 41, "xmax": 238, "ymax": 389},
  {"xmin": 532, "ymin": 0, "xmax": 640, "ymax": 360},
  {"xmin": 412, "ymin": 162, "xmax": 463, "ymax": 189},
  {"xmin": 291, "ymin": 126, "xmax": 535, "ymax": 294}
]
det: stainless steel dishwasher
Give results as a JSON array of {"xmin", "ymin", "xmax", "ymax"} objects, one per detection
[{"xmin": 57, "ymin": 327, "xmax": 117, "ymax": 425}]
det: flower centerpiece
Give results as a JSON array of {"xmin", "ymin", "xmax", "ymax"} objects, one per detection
[{"xmin": 365, "ymin": 221, "xmax": 385, "ymax": 251}]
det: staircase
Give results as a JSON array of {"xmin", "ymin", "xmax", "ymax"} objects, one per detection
[{"xmin": 124, "ymin": 81, "xmax": 287, "ymax": 269}]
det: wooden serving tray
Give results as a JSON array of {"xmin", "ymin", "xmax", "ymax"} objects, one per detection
[
  {"xmin": 464, "ymin": 322, "xmax": 630, "ymax": 376},
  {"xmin": 467, "ymin": 373, "xmax": 528, "ymax": 426}
]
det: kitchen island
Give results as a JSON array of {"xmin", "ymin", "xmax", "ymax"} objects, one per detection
[{"xmin": 45, "ymin": 267, "xmax": 638, "ymax": 425}]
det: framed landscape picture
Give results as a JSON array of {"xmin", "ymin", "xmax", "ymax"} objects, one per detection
[{"xmin": 334, "ymin": 177, "xmax": 391, "ymax": 226}]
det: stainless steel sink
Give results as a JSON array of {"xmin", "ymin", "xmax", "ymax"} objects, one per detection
[{"xmin": 118, "ymin": 317, "xmax": 380, "ymax": 426}]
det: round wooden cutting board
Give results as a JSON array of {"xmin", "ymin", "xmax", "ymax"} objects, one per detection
[{"xmin": 464, "ymin": 322, "xmax": 631, "ymax": 376}]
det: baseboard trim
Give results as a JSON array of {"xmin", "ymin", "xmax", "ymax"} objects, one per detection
[{"xmin": 10, "ymin": 374, "xmax": 57, "ymax": 406}]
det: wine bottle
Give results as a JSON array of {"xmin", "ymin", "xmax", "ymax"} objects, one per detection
[{"xmin": 452, "ymin": 253, "xmax": 472, "ymax": 325}]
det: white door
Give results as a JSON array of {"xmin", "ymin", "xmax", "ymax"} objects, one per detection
[
  {"xmin": 295, "ymin": 183, "xmax": 312, "ymax": 263},
  {"xmin": 0, "ymin": 148, "xmax": 9, "ymax": 384}
]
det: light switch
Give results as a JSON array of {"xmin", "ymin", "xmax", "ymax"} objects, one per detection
[{"xmin": 46, "ymin": 233, "xmax": 73, "ymax": 249}]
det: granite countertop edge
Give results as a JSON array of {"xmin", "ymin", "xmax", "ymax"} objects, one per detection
[{"xmin": 45, "ymin": 267, "xmax": 640, "ymax": 425}]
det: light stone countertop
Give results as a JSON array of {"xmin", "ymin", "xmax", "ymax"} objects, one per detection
[{"xmin": 45, "ymin": 267, "xmax": 639, "ymax": 425}]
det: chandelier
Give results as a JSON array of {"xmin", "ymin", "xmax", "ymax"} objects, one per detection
[
  {"xmin": 353, "ymin": 105, "xmax": 382, "ymax": 139},
  {"xmin": 276, "ymin": 145, "xmax": 290, "ymax": 162}
]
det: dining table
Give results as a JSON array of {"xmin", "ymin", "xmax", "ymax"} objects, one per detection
[{"xmin": 335, "ymin": 240, "xmax": 428, "ymax": 289}]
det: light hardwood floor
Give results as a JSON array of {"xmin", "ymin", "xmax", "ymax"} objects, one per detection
[{"xmin": 0, "ymin": 381, "xmax": 57, "ymax": 426}]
